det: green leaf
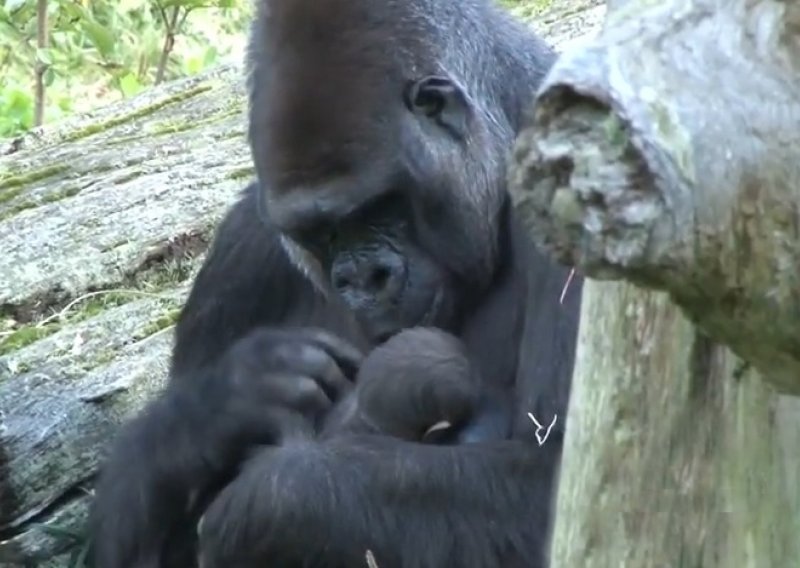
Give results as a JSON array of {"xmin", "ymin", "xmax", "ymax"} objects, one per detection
[
  {"xmin": 161, "ymin": 0, "xmax": 208, "ymax": 9},
  {"xmin": 202, "ymin": 45, "xmax": 218, "ymax": 66},
  {"xmin": 36, "ymin": 46, "xmax": 53, "ymax": 65},
  {"xmin": 5, "ymin": 0, "xmax": 27, "ymax": 13},
  {"xmin": 57, "ymin": 95, "xmax": 72, "ymax": 111},
  {"xmin": 5, "ymin": 87, "xmax": 33, "ymax": 117},
  {"xmin": 183, "ymin": 54, "xmax": 202, "ymax": 75},
  {"xmin": 118, "ymin": 0, "xmax": 148, "ymax": 11},
  {"xmin": 55, "ymin": 0, "xmax": 84, "ymax": 20},
  {"xmin": 80, "ymin": 18, "xmax": 115, "ymax": 58},
  {"xmin": 43, "ymin": 66, "xmax": 55, "ymax": 86},
  {"xmin": 118, "ymin": 72, "xmax": 143, "ymax": 97}
]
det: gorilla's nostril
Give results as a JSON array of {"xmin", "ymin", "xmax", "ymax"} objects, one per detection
[
  {"xmin": 330, "ymin": 253, "xmax": 404, "ymax": 297},
  {"xmin": 333, "ymin": 276, "xmax": 350, "ymax": 291},
  {"xmin": 370, "ymin": 266, "xmax": 391, "ymax": 290}
]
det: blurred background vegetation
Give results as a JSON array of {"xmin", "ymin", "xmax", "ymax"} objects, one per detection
[
  {"xmin": 0, "ymin": 0, "xmax": 253, "ymax": 138},
  {"xmin": 0, "ymin": 0, "xmax": 547, "ymax": 140}
]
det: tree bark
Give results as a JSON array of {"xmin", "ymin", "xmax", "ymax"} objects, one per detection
[
  {"xmin": 549, "ymin": 281, "xmax": 800, "ymax": 566},
  {"xmin": 510, "ymin": 0, "xmax": 800, "ymax": 394},
  {"xmin": 34, "ymin": 0, "xmax": 48, "ymax": 128},
  {"xmin": 0, "ymin": 64, "xmax": 251, "ymax": 565},
  {"xmin": 507, "ymin": 0, "xmax": 800, "ymax": 565}
]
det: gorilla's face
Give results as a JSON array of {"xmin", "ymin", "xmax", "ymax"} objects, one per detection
[{"xmin": 248, "ymin": 0, "xmax": 512, "ymax": 342}]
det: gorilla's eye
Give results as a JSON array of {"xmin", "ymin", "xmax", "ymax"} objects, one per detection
[
  {"xmin": 407, "ymin": 82, "xmax": 446, "ymax": 117},
  {"xmin": 405, "ymin": 76, "xmax": 453, "ymax": 116},
  {"xmin": 404, "ymin": 75, "xmax": 469, "ymax": 138}
]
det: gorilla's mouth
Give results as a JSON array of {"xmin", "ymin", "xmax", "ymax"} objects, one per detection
[{"xmin": 371, "ymin": 288, "xmax": 443, "ymax": 345}]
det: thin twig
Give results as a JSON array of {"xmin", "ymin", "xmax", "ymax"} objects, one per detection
[
  {"xmin": 559, "ymin": 268, "xmax": 576, "ymax": 304},
  {"xmin": 365, "ymin": 550, "xmax": 379, "ymax": 568},
  {"xmin": 35, "ymin": 289, "xmax": 176, "ymax": 328},
  {"xmin": 33, "ymin": 0, "xmax": 48, "ymax": 126},
  {"xmin": 155, "ymin": 5, "xmax": 182, "ymax": 84}
]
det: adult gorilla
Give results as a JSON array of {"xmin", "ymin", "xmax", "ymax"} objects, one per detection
[{"xmin": 89, "ymin": 0, "xmax": 583, "ymax": 566}]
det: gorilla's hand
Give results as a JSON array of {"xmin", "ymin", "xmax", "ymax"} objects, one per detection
[
  {"xmin": 322, "ymin": 327, "xmax": 480, "ymax": 442},
  {"xmin": 90, "ymin": 328, "xmax": 362, "ymax": 568},
  {"xmin": 200, "ymin": 327, "xmax": 364, "ymax": 461}
]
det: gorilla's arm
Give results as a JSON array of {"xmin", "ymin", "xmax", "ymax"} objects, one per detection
[
  {"xmin": 90, "ymin": 184, "xmax": 362, "ymax": 568},
  {"xmin": 170, "ymin": 184, "xmax": 361, "ymax": 378},
  {"xmin": 200, "ymin": 436, "xmax": 557, "ymax": 568},
  {"xmin": 196, "ymin": 221, "xmax": 581, "ymax": 568}
]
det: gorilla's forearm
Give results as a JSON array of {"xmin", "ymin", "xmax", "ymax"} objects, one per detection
[
  {"xmin": 90, "ymin": 391, "xmax": 217, "ymax": 567},
  {"xmin": 321, "ymin": 436, "xmax": 558, "ymax": 566},
  {"xmin": 199, "ymin": 435, "xmax": 561, "ymax": 568}
]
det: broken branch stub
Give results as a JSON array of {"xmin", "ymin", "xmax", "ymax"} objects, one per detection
[{"xmin": 509, "ymin": 0, "xmax": 800, "ymax": 393}]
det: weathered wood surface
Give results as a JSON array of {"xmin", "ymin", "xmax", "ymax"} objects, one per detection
[
  {"xmin": 546, "ymin": 282, "xmax": 800, "ymax": 566},
  {"xmin": 509, "ymin": 0, "xmax": 800, "ymax": 565},
  {"xmin": 0, "ymin": 3, "xmax": 606, "ymax": 565},
  {"xmin": 0, "ymin": 63, "xmax": 252, "ymax": 565},
  {"xmin": 510, "ymin": 0, "xmax": 800, "ymax": 394}
]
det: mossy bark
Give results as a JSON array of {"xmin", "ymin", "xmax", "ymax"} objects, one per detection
[{"xmin": 0, "ymin": 64, "xmax": 251, "ymax": 563}]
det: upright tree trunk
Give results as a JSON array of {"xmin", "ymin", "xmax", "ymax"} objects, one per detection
[
  {"xmin": 549, "ymin": 282, "xmax": 800, "ymax": 566},
  {"xmin": 34, "ymin": 0, "xmax": 48, "ymax": 127},
  {"xmin": 508, "ymin": 0, "xmax": 800, "ymax": 565}
]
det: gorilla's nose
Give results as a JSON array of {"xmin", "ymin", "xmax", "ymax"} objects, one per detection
[{"xmin": 331, "ymin": 250, "xmax": 406, "ymax": 300}]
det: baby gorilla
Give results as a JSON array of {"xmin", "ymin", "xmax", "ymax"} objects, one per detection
[{"xmin": 323, "ymin": 327, "xmax": 510, "ymax": 444}]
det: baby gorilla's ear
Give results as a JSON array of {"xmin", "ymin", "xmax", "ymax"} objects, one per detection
[{"xmin": 422, "ymin": 418, "xmax": 457, "ymax": 443}]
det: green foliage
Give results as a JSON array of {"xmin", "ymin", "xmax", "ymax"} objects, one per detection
[
  {"xmin": 497, "ymin": 0, "xmax": 554, "ymax": 18},
  {"xmin": 0, "ymin": 83, "xmax": 35, "ymax": 133},
  {"xmin": 0, "ymin": 0, "xmax": 251, "ymax": 138}
]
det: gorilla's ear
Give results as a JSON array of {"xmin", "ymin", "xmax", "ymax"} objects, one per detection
[{"xmin": 403, "ymin": 75, "xmax": 471, "ymax": 138}]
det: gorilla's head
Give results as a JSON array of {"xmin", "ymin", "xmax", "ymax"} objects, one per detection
[{"xmin": 246, "ymin": 0, "xmax": 551, "ymax": 342}]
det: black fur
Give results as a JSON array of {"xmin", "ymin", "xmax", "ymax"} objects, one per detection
[
  {"xmin": 321, "ymin": 327, "xmax": 505, "ymax": 444},
  {"xmin": 89, "ymin": 0, "xmax": 583, "ymax": 566}
]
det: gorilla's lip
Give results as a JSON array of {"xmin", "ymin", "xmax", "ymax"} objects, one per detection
[{"xmin": 371, "ymin": 288, "xmax": 442, "ymax": 344}]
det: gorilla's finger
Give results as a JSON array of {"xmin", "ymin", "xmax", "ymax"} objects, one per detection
[
  {"xmin": 301, "ymin": 328, "xmax": 364, "ymax": 379},
  {"xmin": 294, "ymin": 344, "xmax": 353, "ymax": 400},
  {"xmin": 271, "ymin": 408, "xmax": 315, "ymax": 444},
  {"xmin": 248, "ymin": 372, "xmax": 334, "ymax": 415},
  {"xmin": 222, "ymin": 400, "xmax": 315, "ymax": 446}
]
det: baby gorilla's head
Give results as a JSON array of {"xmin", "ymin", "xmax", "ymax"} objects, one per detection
[
  {"xmin": 358, "ymin": 327, "xmax": 473, "ymax": 385},
  {"xmin": 357, "ymin": 327, "xmax": 477, "ymax": 442}
]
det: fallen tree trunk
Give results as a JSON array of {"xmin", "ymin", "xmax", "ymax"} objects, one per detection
[
  {"xmin": 508, "ymin": 0, "xmax": 800, "ymax": 565},
  {"xmin": 0, "ymin": 64, "xmax": 251, "ymax": 566}
]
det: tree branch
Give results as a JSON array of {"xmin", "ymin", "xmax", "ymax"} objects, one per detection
[
  {"xmin": 34, "ymin": 0, "xmax": 48, "ymax": 127},
  {"xmin": 509, "ymin": 0, "xmax": 800, "ymax": 393}
]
